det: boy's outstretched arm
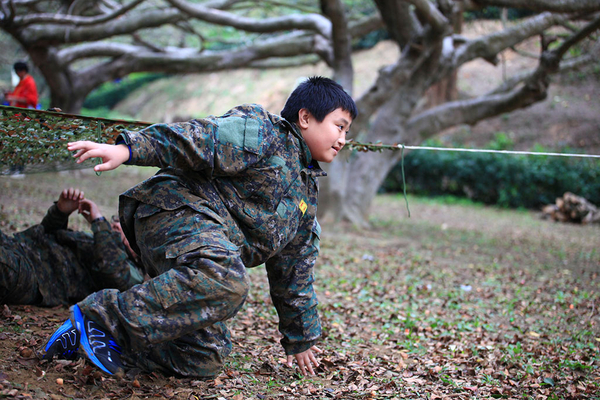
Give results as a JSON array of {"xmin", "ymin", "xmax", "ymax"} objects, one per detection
[
  {"xmin": 287, "ymin": 345, "xmax": 322, "ymax": 376},
  {"xmin": 67, "ymin": 141, "xmax": 130, "ymax": 172}
]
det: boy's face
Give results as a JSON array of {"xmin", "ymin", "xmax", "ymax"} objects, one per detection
[{"xmin": 298, "ymin": 107, "xmax": 352, "ymax": 163}]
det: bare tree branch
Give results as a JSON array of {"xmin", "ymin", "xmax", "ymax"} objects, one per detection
[
  {"xmin": 406, "ymin": 0, "xmax": 449, "ymax": 33},
  {"xmin": 399, "ymin": 14, "xmax": 600, "ymax": 137},
  {"xmin": 553, "ymin": 14, "xmax": 600, "ymax": 59},
  {"xmin": 374, "ymin": 0, "xmax": 422, "ymax": 47},
  {"xmin": 473, "ymin": 0, "xmax": 600, "ymax": 14},
  {"xmin": 489, "ymin": 53, "xmax": 595, "ymax": 95},
  {"xmin": 348, "ymin": 13, "xmax": 384, "ymax": 37},
  {"xmin": 14, "ymin": 0, "xmax": 145, "ymax": 26},
  {"xmin": 454, "ymin": 12, "xmax": 566, "ymax": 66},
  {"xmin": 405, "ymin": 84, "xmax": 546, "ymax": 139},
  {"xmin": 247, "ymin": 54, "xmax": 321, "ymax": 68},
  {"xmin": 321, "ymin": 0, "xmax": 353, "ymax": 91},
  {"xmin": 352, "ymin": 46, "xmax": 433, "ymax": 137},
  {"xmin": 164, "ymin": 0, "xmax": 331, "ymax": 38},
  {"xmin": 63, "ymin": 30, "xmax": 322, "ymax": 77},
  {"xmin": 17, "ymin": 8, "xmax": 185, "ymax": 43}
]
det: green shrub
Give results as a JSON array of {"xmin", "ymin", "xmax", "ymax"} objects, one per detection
[
  {"xmin": 83, "ymin": 73, "xmax": 165, "ymax": 109},
  {"xmin": 382, "ymin": 139, "xmax": 600, "ymax": 209}
]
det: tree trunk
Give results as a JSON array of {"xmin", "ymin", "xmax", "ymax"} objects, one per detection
[{"xmin": 28, "ymin": 48, "xmax": 89, "ymax": 113}]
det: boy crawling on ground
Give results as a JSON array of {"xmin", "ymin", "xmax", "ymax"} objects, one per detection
[{"xmin": 43, "ymin": 76, "xmax": 357, "ymax": 377}]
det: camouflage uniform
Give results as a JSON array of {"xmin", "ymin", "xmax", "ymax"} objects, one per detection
[
  {"xmin": 0, "ymin": 204, "xmax": 144, "ymax": 306},
  {"xmin": 76, "ymin": 104, "xmax": 324, "ymax": 377}
]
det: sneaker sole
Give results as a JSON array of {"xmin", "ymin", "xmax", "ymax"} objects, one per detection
[{"xmin": 73, "ymin": 305, "xmax": 114, "ymax": 375}]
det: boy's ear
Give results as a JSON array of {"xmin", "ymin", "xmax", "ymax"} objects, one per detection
[{"xmin": 297, "ymin": 108, "xmax": 311, "ymax": 129}]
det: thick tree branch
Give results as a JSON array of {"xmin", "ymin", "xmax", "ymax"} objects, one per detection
[
  {"xmin": 405, "ymin": 83, "xmax": 547, "ymax": 138},
  {"xmin": 454, "ymin": 12, "xmax": 566, "ymax": 66},
  {"xmin": 67, "ymin": 31, "xmax": 322, "ymax": 81},
  {"xmin": 12, "ymin": 0, "xmax": 250, "ymax": 44},
  {"xmin": 489, "ymin": 53, "xmax": 595, "ymax": 95},
  {"xmin": 553, "ymin": 14, "xmax": 600, "ymax": 59},
  {"xmin": 321, "ymin": 0, "xmax": 353, "ymax": 91},
  {"xmin": 248, "ymin": 54, "xmax": 321, "ymax": 68},
  {"xmin": 406, "ymin": 0, "xmax": 449, "ymax": 33},
  {"xmin": 17, "ymin": 8, "xmax": 184, "ymax": 43},
  {"xmin": 374, "ymin": 0, "xmax": 421, "ymax": 47},
  {"xmin": 473, "ymin": 0, "xmax": 600, "ymax": 14},
  {"xmin": 351, "ymin": 46, "xmax": 433, "ymax": 138},
  {"xmin": 408, "ymin": 15, "xmax": 600, "ymax": 132},
  {"xmin": 348, "ymin": 13, "xmax": 384, "ymax": 37},
  {"xmin": 54, "ymin": 11, "xmax": 382, "ymax": 66},
  {"xmin": 165, "ymin": 0, "xmax": 331, "ymax": 38},
  {"xmin": 13, "ymin": 0, "xmax": 145, "ymax": 26}
]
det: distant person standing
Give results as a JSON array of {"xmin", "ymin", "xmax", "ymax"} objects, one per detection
[{"xmin": 4, "ymin": 61, "xmax": 38, "ymax": 109}]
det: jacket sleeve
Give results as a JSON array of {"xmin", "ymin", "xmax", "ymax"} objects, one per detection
[
  {"xmin": 265, "ymin": 219, "xmax": 322, "ymax": 355},
  {"xmin": 118, "ymin": 105, "xmax": 271, "ymax": 175},
  {"xmin": 89, "ymin": 217, "xmax": 144, "ymax": 291},
  {"xmin": 40, "ymin": 203, "xmax": 69, "ymax": 233}
]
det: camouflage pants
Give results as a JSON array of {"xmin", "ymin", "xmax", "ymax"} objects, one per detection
[
  {"xmin": 77, "ymin": 205, "xmax": 249, "ymax": 378},
  {"xmin": 0, "ymin": 231, "xmax": 40, "ymax": 305}
]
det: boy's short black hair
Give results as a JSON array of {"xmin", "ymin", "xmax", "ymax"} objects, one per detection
[
  {"xmin": 13, "ymin": 62, "xmax": 29, "ymax": 73},
  {"xmin": 281, "ymin": 76, "xmax": 358, "ymax": 124}
]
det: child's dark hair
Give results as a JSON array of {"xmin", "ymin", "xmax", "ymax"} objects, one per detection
[
  {"xmin": 281, "ymin": 76, "xmax": 357, "ymax": 123},
  {"xmin": 13, "ymin": 62, "xmax": 29, "ymax": 73}
]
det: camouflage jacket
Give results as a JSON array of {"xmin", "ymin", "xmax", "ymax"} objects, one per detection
[
  {"xmin": 14, "ymin": 204, "xmax": 144, "ymax": 306},
  {"xmin": 118, "ymin": 104, "xmax": 324, "ymax": 355}
]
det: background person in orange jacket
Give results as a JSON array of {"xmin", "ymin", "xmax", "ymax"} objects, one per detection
[{"xmin": 4, "ymin": 61, "xmax": 38, "ymax": 109}]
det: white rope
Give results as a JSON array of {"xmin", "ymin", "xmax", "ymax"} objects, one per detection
[{"xmin": 399, "ymin": 145, "xmax": 600, "ymax": 158}]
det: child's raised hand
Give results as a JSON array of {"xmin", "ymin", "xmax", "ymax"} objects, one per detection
[
  {"xmin": 286, "ymin": 345, "xmax": 322, "ymax": 376},
  {"xmin": 78, "ymin": 198, "xmax": 103, "ymax": 223},
  {"xmin": 67, "ymin": 141, "xmax": 130, "ymax": 172},
  {"xmin": 56, "ymin": 187, "xmax": 84, "ymax": 215}
]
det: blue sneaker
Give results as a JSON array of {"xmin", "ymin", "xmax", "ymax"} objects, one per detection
[
  {"xmin": 43, "ymin": 319, "xmax": 80, "ymax": 360},
  {"xmin": 72, "ymin": 305, "xmax": 124, "ymax": 375}
]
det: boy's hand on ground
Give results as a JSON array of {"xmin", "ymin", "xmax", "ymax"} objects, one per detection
[
  {"xmin": 286, "ymin": 346, "xmax": 322, "ymax": 376},
  {"xmin": 78, "ymin": 199, "xmax": 102, "ymax": 223},
  {"xmin": 67, "ymin": 141, "xmax": 129, "ymax": 172},
  {"xmin": 57, "ymin": 187, "xmax": 84, "ymax": 215}
]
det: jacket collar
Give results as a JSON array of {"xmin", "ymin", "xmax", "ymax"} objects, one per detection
[
  {"xmin": 278, "ymin": 118, "xmax": 311, "ymax": 167},
  {"xmin": 276, "ymin": 116, "xmax": 327, "ymax": 177}
]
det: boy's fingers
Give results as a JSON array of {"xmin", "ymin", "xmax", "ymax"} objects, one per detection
[
  {"xmin": 305, "ymin": 360, "xmax": 315, "ymax": 375},
  {"xmin": 297, "ymin": 358, "xmax": 307, "ymax": 376},
  {"xmin": 67, "ymin": 140, "xmax": 94, "ymax": 151},
  {"xmin": 94, "ymin": 161, "xmax": 114, "ymax": 172},
  {"xmin": 74, "ymin": 149, "xmax": 97, "ymax": 163}
]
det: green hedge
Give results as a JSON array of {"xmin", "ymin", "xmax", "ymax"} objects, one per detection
[
  {"xmin": 382, "ymin": 140, "xmax": 600, "ymax": 209},
  {"xmin": 83, "ymin": 73, "xmax": 165, "ymax": 109}
]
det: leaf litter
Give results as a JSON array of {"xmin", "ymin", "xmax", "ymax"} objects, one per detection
[{"xmin": 0, "ymin": 194, "xmax": 599, "ymax": 399}]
